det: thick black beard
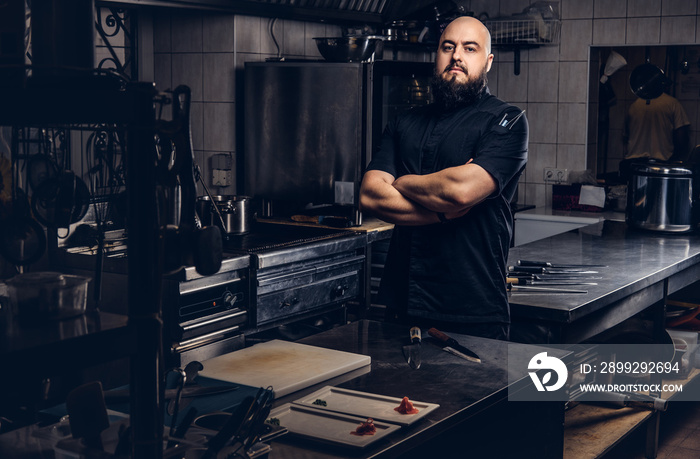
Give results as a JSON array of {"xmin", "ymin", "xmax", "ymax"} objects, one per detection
[{"xmin": 430, "ymin": 67, "xmax": 488, "ymax": 111}]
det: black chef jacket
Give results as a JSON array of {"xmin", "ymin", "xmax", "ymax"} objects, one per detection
[{"xmin": 366, "ymin": 88, "xmax": 528, "ymax": 324}]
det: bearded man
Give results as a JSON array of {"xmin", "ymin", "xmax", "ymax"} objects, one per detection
[{"xmin": 359, "ymin": 16, "xmax": 528, "ymax": 340}]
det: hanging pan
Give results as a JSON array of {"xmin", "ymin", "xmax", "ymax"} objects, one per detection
[
  {"xmin": 31, "ymin": 170, "xmax": 90, "ymax": 231},
  {"xmin": 629, "ymin": 63, "xmax": 666, "ymax": 100}
]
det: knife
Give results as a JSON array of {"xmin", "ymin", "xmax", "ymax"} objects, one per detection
[
  {"xmin": 402, "ymin": 326, "xmax": 422, "ymax": 369},
  {"xmin": 104, "ymin": 385, "xmax": 239, "ymax": 403},
  {"xmin": 508, "ymin": 284, "xmax": 588, "ymax": 294},
  {"xmin": 428, "ymin": 328, "xmax": 481, "ymax": 363},
  {"xmin": 507, "ymin": 272, "xmax": 602, "ymax": 280},
  {"xmin": 507, "ymin": 277, "xmax": 597, "ymax": 286},
  {"xmin": 518, "ymin": 260, "xmax": 607, "ymax": 268},
  {"xmin": 508, "ymin": 266, "xmax": 599, "ymax": 274}
]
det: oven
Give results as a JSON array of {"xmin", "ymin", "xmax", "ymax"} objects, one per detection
[
  {"xmin": 223, "ymin": 222, "xmax": 367, "ymax": 329},
  {"xmin": 163, "ymin": 254, "xmax": 251, "ymax": 367}
]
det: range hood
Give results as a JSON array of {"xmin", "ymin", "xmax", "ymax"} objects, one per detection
[{"xmin": 100, "ymin": 0, "xmax": 445, "ymax": 24}]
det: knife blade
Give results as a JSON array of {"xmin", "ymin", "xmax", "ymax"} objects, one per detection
[
  {"xmin": 508, "ymin": 284, "xmax": 588, "ymax": 294},
  {"xmin": 428, "ymin": 328, "xmax": 481, "ymax": 363},
  {"xmin": 507, "ymin": 272, "xmax": 603, "ymax": 280},
  {"xmin": 508, "ymin": 266, "xmax": 599, "ymax": 274},
  {"xmin": 518, "ymin": 259, "xmax": 607, "ymax": 268},
  {"xmin": 402, "ymin": 326, "xmax": 422, "ymax": 369},
  {"xmin": 507, "ymin": 277, "xmax": 597, "ymax": 286}
]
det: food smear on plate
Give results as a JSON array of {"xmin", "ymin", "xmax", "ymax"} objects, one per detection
[
  {"xmin": 394, "ymin": 396, "xmax": 419, "ymax": 414},
  {"xmin": 312, "ymin": 398, "xmax": 327, "ymax": 406},
  {"xmin": 350, "ymin": 418, "xmax": 377, "ymax": 436}
]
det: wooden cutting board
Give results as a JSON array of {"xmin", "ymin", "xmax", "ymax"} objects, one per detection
[{"xmin": 199, "ymin": 340, "xmax": 371, "ymax": 398}]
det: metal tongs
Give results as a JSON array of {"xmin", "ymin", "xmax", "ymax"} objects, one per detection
[{"xmin": 193, "ymin": 164, "xmax": 227, "ymax": 233}]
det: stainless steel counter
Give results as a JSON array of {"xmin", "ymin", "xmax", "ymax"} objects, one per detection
[{"xmin": 508, "ymin": 220, "xmax": 700, "ymax": 343}]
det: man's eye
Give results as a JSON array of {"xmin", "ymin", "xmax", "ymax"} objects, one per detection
[{"xmin": 443, "ymin": 44, "xmax": 455, "ymax": 52}]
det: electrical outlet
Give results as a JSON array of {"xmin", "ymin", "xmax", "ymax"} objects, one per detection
[
  {"xmin": 543, "ymin": 167, "xmax": 568, "ymax": 183},
  {"xmin": 212, "ymin": 169, "xmax": 233, "ymax": 187}
]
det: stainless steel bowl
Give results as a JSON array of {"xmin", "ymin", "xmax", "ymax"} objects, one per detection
[{"xmin": 313, "ymin": 36, "xmax": 383, "ymax": 62}]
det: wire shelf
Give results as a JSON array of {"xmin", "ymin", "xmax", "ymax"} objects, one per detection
[{"xmin": 485, "ymin": 18, "xmax": 561, "ymax": 46}]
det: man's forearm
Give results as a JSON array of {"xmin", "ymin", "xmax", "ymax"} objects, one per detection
[
  {"xmin": 360, "ymin": 171, "xmax": 440, "ymax": 226},
  {"xmin": 393, "ymin": 163, "xmax": 496, "ymax": 213}
]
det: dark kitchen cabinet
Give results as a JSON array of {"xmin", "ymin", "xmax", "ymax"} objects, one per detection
[{"xmin": 0, "ymin": 80, "xmax": 163, "ymax": 459}]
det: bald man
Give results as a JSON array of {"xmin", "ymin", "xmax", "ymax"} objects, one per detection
[{"xmin": 359, "ymin": 16, "xmax": 528, "ymax": 340}]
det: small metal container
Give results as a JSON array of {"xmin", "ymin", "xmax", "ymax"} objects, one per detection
[
  {"xmin": 627, "ymin": 161, "xmax": 699, "ymax": 233},
  {"xmin": 197, "ymin": 195, "xmax": 253, "ymax": 235}
]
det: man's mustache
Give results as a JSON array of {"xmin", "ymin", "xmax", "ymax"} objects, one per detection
[{"xmin": 443, "ymin": 63, "xmax": 467, "ymax": 74}]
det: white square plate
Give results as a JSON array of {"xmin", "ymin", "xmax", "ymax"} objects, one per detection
[
  {"xmin": 292, "ymin": 386, "xmax": 439, "ymax": 426},
  {"xmin": 267, "ymin": 403, "xmax": 400, "ymax": 449}
]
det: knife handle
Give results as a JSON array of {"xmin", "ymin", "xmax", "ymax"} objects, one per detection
[
  {"xmin": 508, "ymin": 265, "xmax": 544, "ymax": 273},
  {"xmin": 518, "ymin": 260, "xmax": 549, "ymax": 267},
  {"xmin": 409, "ymin": 326, "xmax": 421, "ymax": 343},
  {"xmin": 427, "ymin": 328, "xmax": 450, "ymax": 343},
  {"xmin": 506, "ymin": 277, "xmax": 526, "ymax": 285}
]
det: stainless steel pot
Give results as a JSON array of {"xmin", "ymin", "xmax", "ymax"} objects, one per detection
[
  {"xmin": 626, "ymin": 161, "xmax": 699, "ymax": 233},
  {"xmin": 197, "ymin": 195, "xmax": 253, "ymax": 235}
]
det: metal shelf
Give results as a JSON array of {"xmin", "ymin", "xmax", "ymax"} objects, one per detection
[{"xmin": 484, "ymin": 17, "xmax": 561, "ymax": 75}]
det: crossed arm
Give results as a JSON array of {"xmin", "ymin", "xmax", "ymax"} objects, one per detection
[{"xmin": 359, "ymin": 162, "xmax": 498, "ymax": 226}]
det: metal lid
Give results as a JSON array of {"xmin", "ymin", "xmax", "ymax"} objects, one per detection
[{"xmin": 631, "ymin": 162, "xmax": 693, "ymax": 176}]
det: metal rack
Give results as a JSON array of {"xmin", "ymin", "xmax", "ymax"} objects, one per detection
[
  {"xmin": 485, "ymin": 18, "xmax": 561, "ymax": 46},
  {"xmin": 0, "ymin": 79, "xmax": 163, "ymax": 459},
  {"xmin": 484, "ymin": 0, "xmax": 562, "ymax": 76}
]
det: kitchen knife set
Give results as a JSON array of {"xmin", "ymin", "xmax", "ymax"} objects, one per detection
[{"xmin": 506, "ymin": 259, "xmax": 606, "ymax": 294}]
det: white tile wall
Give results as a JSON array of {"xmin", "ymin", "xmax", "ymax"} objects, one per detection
[
  {"xmin": 593, "ymin": 0, "xmax": 627, "ymax": 18},
  {"xmin": 528, "ymin": 62, "xmax": 559, "ymax": 103},
  {"xmin": 661, "ymin": 16, "xmax": 697, "ymax": 43},
  {"xmin": 592, "ymin": 18, "xmax": 627, "ymax": 44},
  {"xmin": 626, "ymin": 17, "xmax": 661, "ymax": 43},
  {"xmin": 203, "ymin": 14, "xmax": 235, "ymax": 53},
  {"xmin": 558, "ymin": 61, "xmax": 587, "ymax": 103},
  {"xmin": 627, "ymin": 0, "xmax": 661, "ymax": 18},
  {"xmin": 663, "ymin": 0, "xmax": 697, "ymax": 16}
]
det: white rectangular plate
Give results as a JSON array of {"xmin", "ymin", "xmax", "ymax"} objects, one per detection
[
  {"xmin": 292, "ymin": 386, "xmax": 439, "ymax": 426},
  {"xmin": 267, "ymin": 404, "xmax": 400, "ymax": 449}
]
